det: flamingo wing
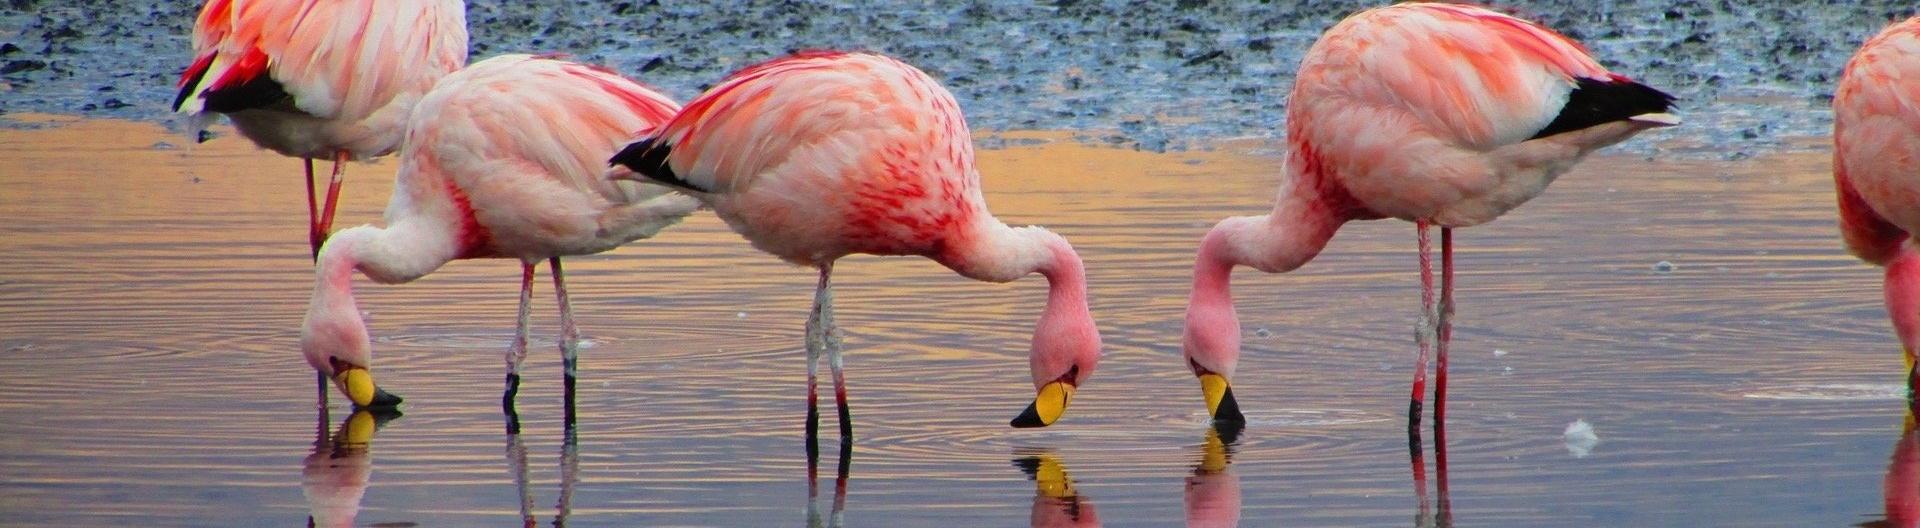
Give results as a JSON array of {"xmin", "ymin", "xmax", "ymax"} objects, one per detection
[
  {"xmin": 1834, "ymin": 18, "xmax": 1920, "ymax": 264},
  {"xmin": 174, "ymin": 0, "xmax": 467, "ymax": 121},
  {"xmin": 610, "ymin": 51, "xmax": 962, "ymax": 196},
  {"xmin": 410, "ymin": 55, "xmax": 683, "ymax": 205},
  {"xmin": 1299, "ymin": 3, "xmax": 1671, "ymax": 150}
]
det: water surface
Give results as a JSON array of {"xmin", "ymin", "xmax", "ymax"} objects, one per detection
[{"xmin": 0, "ymin": 116, "xmax": 1906, "ymax": 526}]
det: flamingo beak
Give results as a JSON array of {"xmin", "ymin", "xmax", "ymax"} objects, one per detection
[
  {"xmin": 332, "ymin": 365, "xmax": 403, "ymax": 409},
  {"xmin": 1199, "ymin": 373, "xmax": 1245, "ymax": 423},
  {"xmin": 1011, "ymin": 380, "xmax": 1076, "ymax": 428}
]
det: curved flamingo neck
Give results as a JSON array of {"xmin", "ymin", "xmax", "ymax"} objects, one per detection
[
  {"xmin": 943, "ymin": 220, "xmax": 1100, "ymax": 387},
  {"xmin": 1184, "ymin": 173, "xmax": 1351, "ymax": 377},
  {"xmin": 303, "ymin": 223, "xmax": 460, "ymax": 374},
  {"xmin": 1887, "ymin": 247, "xmax": 1920, "ymax": 363}
]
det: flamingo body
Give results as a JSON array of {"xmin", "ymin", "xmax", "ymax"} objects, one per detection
[
  {"xmin": 1183, "ymin": 3, "xmax": 1676, "ymax": 424},
  {"xmin": 612, "ymin": 51, "xmax": 1101, "ymax": 429},
  {"xmin": 302, "ymin": 54, "xmax": 696, "ymax": 408},
  {"xmin": 175, "ymin": 0, "xmax": 468, "ymax": 159},
  {"xmin": 1834, "ymin": 16, "xmax": 1920, "ymax": 381},
  {"xmin": 174, "ymin": 0, "xmax": 469, "ymax": 258}
]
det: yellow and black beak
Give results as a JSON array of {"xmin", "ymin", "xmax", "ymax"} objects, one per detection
[
  {"xmin": 1011, "ymin": 380, "xmax": 1076, "ymax": 428},
  {"xmin": 331, "ymin": 365, "xmax": 403, "ymax": 409},
  {"xmin": 1199, "ymin": 373, "xmax": 1245, "ymax": 424}
]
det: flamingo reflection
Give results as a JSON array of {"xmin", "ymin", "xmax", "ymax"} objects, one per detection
[
  {"xmin": 303, "ymin": 409, "xmax": 397, "ymax": 528},
  {"xmin": 1014, "ymin": 449, "xmax": 1100, "ymax": 527},
  {"xmin": 505, "ymin": 419, "xmax": 581, "ymax": 527},
  {"xmin": 1409, "ymin": 422, "xmax": 1454, "ymax": 528},
  {"xmin": 806, "ymin": 437, "xmax": 851, "ymax": 528},
  {"xmin": 1185, "ymin": 424, "xmax": 1243, "ymax": 528},
  {"xmin": 1869, "ymin": 411, "xmax": 1920, "ymax": 528}
]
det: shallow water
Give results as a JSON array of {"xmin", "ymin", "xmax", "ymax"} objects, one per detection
[{"xmin": 0, "ymin": 116, "xmax": 1908, "ymax": 527}]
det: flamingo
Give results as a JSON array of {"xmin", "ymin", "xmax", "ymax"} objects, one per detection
[
  {"xmin": 173, "ymin": 0, "xmax": 469, "ymax": 259},
  {"xmin": 609, "ymin": 51, "xmax": 1103, "ymax": 434},
  {"xmin": 1180, "ymin": 3, "xmax": 1678, "ymax": 428},
  {"xmin": 1834, "ymin": 16, "xmax": 1920, "ymax": 394},
  {"xmin": 301, "ymin": 54, "xmax": 697, "ymax": 414}
]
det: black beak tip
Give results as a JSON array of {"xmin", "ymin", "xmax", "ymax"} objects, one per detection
[
  {"xmin": 359, "ymin": 387, "xmax": 404, "ymax": 410},
  {"xmin": 1010, "ymin": 401, "xmax": 1048, "ymax": 429},
  {"xmin": 1211, "ymin": 386, "xmax": 1246, "ymax": 425}
]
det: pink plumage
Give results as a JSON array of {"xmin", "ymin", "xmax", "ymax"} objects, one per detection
[
  {"xmin": 1833, "ymin": 16, "xmax": 1920, "ymax": 388},
  {"xmin": 174, "ymin": 0, "xmax": 469, "ymax": 258},
  {"xmin": 611, "ymin": 51, "xmax": 1102, "ymax": 431},
  {"xmin": 302, "ymin": 54, "xmax": 697, "ymax": 411},
  {"xmin": 1181, "ymin": 3, "xmax": 1677, "ymax": 426}
]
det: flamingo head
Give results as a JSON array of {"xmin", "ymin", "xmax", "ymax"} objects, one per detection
[
  {"xmin": 301, "ymin": 231, "xmax": 403, "ymax": 409},
  {"xmin": 1183, "ymin": 220, "xmax": 1251, "ymax": 424},
  {"xmin": 1010, "ymin": 230, "xmax": 1102, "ymax": 428}
]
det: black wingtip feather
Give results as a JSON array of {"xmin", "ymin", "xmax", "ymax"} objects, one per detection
[
  {"xmin": 201, "ymin": 75, "xmax": 291, "ymax": 114},
  {"xmin": 609, "ymin": 137, "xmax": 704, "ymax": 192},
  {"xmin": 1530, "ymin": 77, "xmax": 1677, "ymax": 140}
]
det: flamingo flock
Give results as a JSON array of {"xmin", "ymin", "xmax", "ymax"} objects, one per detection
[{"xmin": 171, "ymin": 0, "xmax": 1916, "ymax": 463}]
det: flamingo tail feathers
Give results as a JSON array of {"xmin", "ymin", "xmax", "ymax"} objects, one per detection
[
  {"xmin": 609, "ymin": 138, "xmax": 706, "ymax": 193},
  {"xmin": 1531, "ymin": 77, "xmax": 1678, "ymax": 139}
]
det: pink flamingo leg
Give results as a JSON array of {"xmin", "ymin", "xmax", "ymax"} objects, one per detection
[
  {"xmin": 1435, "ymin": 402, "xmax": 1453, "ymax": 526},
  {"xmin": 805, "ymin": 262, "xmax": 834, "ymax": 459},
  {"xmin": 822, "ymin": 272, "xmax": 851, "ymax": 441},
  {"xmin": 503, "ymin": 262, "xmax": 535, "ymax": 429},
  {"xmin": 315, "ymin": 151, "xmax": 348, "ymax": 249},
  {"xmin": 1436, "ymin": 228, "xmax": 1454, "ymax": 427},
  {"xmin": 305, "ymin": 157, "xmax": 324, "ymax": 260},
  {"xmin": 1887, "ymin": 247, "xmax": 1920, "ymax": 397},
  {"xmin": 550, "ymin": 257, "xmax": 580, "ymax": 425},
  {"xmin": 1410, "ymin": 221, "xmax": 1435, "ymax": 433}
]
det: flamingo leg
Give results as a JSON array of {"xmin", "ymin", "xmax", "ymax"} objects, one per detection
[
  {"xmin": 316, "ymin": 152, "xmax": 348, "ymax": 249},
  {"xmin": 305, "ymin": 158, "xmax": 323, "ymax": 260},
  {"xmin": 1410, "ymin": 221, "xmax": 1435, "ymax": 433},
  {"xmin": 1436, "ymin": 228, "xmax": 1454, "ymax": 427},
  {"xmin": 551, "ymin": 257, "xmax": 580, "ymax": 425},
  {"xmin": 805, "ymin": 263, "xmax": 834, "ymax": 460},
  {"xmin": 503, "ymin": 262, "xmax": 535, "ymax": 430},
  {"xmin": 316, "ymin": 371, "xmax": 330, "ymax": 416},
  {"xmin": 821, "ymin": 267, "xmax": 851, "ymax": 441}
]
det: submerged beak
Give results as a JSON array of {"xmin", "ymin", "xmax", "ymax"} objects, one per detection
[
  {"xmin": 1011, "ymin": 380, "xmax": 1076, "ymax": 428},
  {"xmin": 331, "ymin": 365, "xmax": 403, "ymax": 409},
  {"xmin": 1199, "ymin": 373, "xmax": 1245, "ymax": 424}
]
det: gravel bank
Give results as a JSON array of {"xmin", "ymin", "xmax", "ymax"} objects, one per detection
[{"xmin": 1, "ymin": 1, "xmax": 1912, "ymax": 155}]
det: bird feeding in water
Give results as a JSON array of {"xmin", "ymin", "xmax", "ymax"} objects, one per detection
[
  {"xmin": 1832, "ymin": 16, "xmax": 1920, "ymax": 397},
  {"xmin": 1180, "ymin": 3, "xmax": 1677, "ymax": 427},
  {"xmin": 610, "ymin": 51, "xmax": 1103, "ymax": 433},
  {"xmin": 301, "ymin": 54, "xmax": 696, "ymax": 412}
]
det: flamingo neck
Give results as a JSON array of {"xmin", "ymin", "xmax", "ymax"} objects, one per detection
[
  {"xmin": 303, "ymin": 223, "xmax": 460, "ymax": 375},
  {"xmin": 943, "ymin": 220, "xmax": 1100, "ymax": 387},
  {"xmin": 1887, "ymin": 246, "xmax": 1920, "ymax": 364},
  {"xmin": 1184, "ymin": 182, "xmax": 1348, "ymax": 377}
]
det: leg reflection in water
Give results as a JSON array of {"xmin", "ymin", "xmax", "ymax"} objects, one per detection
[
  {"xmin": 1876, "ymin": 410, "xmax": 1920, "ymax": 528},
  {"xmin": 806, "ymin": 436, "xmax": 851, "ymax": 528},
  {"xmin": 303, "ymin": 409, "xmax": 399, "ymax": 528},
  {"xmin": 1409, "ymin": 420, "xmax": 1454, "ymax": 528},
  {"xmin": 1014, "ymin": 448, "xmax": 1100, "ymax": 527},
  {"xmin": 1185, "ymin": 423, "xmax": 1243, "ymax": 528},
  {"xmin": 505, "ymin": 416, "xmax": 581, "ymax": 527}
]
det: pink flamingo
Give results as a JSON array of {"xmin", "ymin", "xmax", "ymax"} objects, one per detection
[
  {"xmin": 1181, "ymin": 3, "xmax": 1678, "ymax": 428},
  {"xmin": 173, "ymin": 0, "xmax": 469, "ymax": 258},
  {"xmin": 301, "ymin": 54, "xmax": 697, "ymax": 412},
  {"xmin": 609, "ymin": 51, "xmax": 1103, "ymax": 433},
  {"xmin": 1834, "ymin": 16, "xmax": 1920, "ymax": 393}
]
